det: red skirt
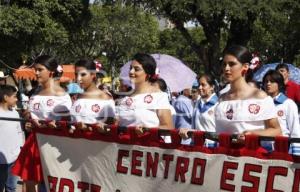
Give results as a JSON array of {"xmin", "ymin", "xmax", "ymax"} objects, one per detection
[{"xmin": 12, "ymin": 132, "xmax": 44, "ymax": 182}]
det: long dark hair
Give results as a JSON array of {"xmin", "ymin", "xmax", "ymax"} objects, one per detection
[
  {"xmin": 262, "ymin": 70, "xmax": 285, "ymax": 93},
  {"xmin": 75, "ymin": 59, "xmax": 104, "ymax": 79},
  {"xmin": 199, "ymin": 74, "xmax": 219, "ymax": 95},
  {"xmin": 132, "ymin": 53, "xmax": 157, "ymax": 83},
  {"xmin": 34, "ymin": 55, "xmax": 62, "ymax": 78},
  {"xmin": 223, "ymin": 45, "xmax": 253, "ymax": 81},
  {"xmin": 75, "ymin": 59, "xmax": 96, "ymax": 70}
]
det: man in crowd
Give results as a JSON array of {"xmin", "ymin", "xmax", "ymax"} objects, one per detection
[
  {"xmin": 276, "ymin": 63, "xmax": 300, "ymax": 107},
  {"xmin": 173, "ymin": 88, "xmax": 193, "ymax": 129}
]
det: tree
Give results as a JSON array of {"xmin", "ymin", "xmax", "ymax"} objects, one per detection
[
  {"xmin": 66, "ymin": 3, "xmax": 159, "ymax": 74},
  {"xmin": 0, "ymin": 0, "xmax": 90, "ymax": 67},
  {"xmin": 156, "ymin": 28, "xmax": 205, "ymax": 74},
  {"xmin": 135, "ymin": 0, "xmax": 300, "ymax": 77},
  {"xmin": 249, "ymin": 0, "xmax": 300, "ymax": 65}
]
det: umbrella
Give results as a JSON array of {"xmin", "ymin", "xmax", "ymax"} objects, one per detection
[
  {"xmin": 120, "ymin": 54, "xmax": 197, "ymax": 92},
  {"xmin": 67, "ymin": 83, "xmax": 83, "ymax": 94},
  {"xmin": 253, "ymin": 63, "xmax": 300, "ymax": 84},
  {"xmin": 14, "ymin": 64, "xmax": 75, "ymax": 82}
]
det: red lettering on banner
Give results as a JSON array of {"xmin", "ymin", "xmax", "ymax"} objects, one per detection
[
  {"xmin": 131, "ymin": 150, "xmax": 143, "ymax": 176},
  {"xmin": 241, "ymin": 163, "xmax": 262, "ymax": 192},
  {"xmin": 175, "ymin": 157, "xmax": 190, "ymax": 182},
  {"xmin": 163, "ymin": 154, "xmax": 174, "ymax": 179},
  {"xmin": 266, "ymin": 166, "xmax": 288, "ymax": 192},
  {"xmin": 146, "ymin": 152, "xmax": 159, "ymax": 177},
  {"xmin": 47, "ymin": 176, "xmax": 101, "ymax": 191},
  {"xmin": 117, "ymin": 149, "xmax": 129, "ymax": 174},
  {"xmin": 91, "ymin": 184, "xmax": 101, "ymax": 192},
  {"xmin": 191, "ymin": 158, "xmax": 206, "ymax": 185},
  {"xmin": 78, "ymin": 182, "xmax": 89, "ymax": 192},
  {"xmin": 58, "ymin": 178, "xmax": 74, "ymax": 192},
  {"xmin": 293, "ymin": 169, "xmax": 300, "ymax": 192},
  {"xmin": 220, "ymin": 161, "xmax": 238, "ymax": 191},
  {"xmin": 48, "ymin": 176, "xmax": 58, "ymax": 192}
]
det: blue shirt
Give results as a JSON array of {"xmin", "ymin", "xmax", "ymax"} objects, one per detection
[{"xmin": 173, "ymin": 95, "xmax": 193, "ymax": 129}]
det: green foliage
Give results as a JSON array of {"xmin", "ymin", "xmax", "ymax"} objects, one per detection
[
  {"xmin": 249, "ymin": 0, "xmax": 300, "ymax": 65},
  {"xmin": 63, "ymin": 4, "xmax": 159, "ymax": 74},
  {"xmin": 0, "ymin": 0, "xmax": 87, "ymax": 67},
  {"xmin": 0, "ymin": 1, "xmax": 159, "ymax": 75},
  {"xmin": 1, "ymin": 0, "xmax": 300, "ymax": 77},
  {"xmin": 142, "ymin": 0, "xmax": 300, "ymax": 78},
  {"xmin": 156, "ymin": 28, "xmax": 205, "ymax": 74}
]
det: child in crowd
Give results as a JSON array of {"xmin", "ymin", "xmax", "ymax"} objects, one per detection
[{"xmin": 0, "ymin": 85, "xmax": 24, "ymax": 192}]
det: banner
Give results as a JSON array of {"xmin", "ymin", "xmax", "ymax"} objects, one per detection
[{"xmin": 35, "ymin": 128, "xmax": 300, "ymax": 192}]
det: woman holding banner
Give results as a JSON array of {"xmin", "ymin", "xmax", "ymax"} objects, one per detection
[
  {"xmin": 116, "ymin": 53, "xmax": 173, "ymax": 137},
  {"xmin": 71, "ymin": 59, "xmax": 115, "ymax": 131},
  {"xmin": 192, "ymin": 74, "xmax": 218, "ymax": 133},
  {"xmin": 191, "ymin": 74, "xmax": 219, "ymax": 146},
  {"xmin": 12, "ymin": 55, "xmax": 72, "ymax": 192},
  {"xmin": 180, "ymin": 45, "xmax": 281, "ymax": 143},
  {"xmin": 214, "ymin": 45, "xmax": 281, "ymax": 140},
  {"xmin": 262, "ymin": 70, "xmax": 300, "ymax": 154},
  {"xmin": 178, "ymin": 74, "xmax": 219, "ymax": 145},
  {"xmin": 27, "ymin": 55, "xmax": 72, "ymax": 126}
]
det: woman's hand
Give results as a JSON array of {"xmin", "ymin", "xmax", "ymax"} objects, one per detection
[
  {"xmin": 96, "ymin": 122, "xmax": 106, "ymax": 133},
  {"xmin": 25, "ymin": 119, "xmax": 41, "ymax": 131},
  {"xmin": 76, "ymin": 122, "xmax": 90, "ymax": 131},
  {"xmin": 135, "ymin": 125, "xmax": 144, "ymax": 135},
  {"xmin": 47, "ymin": 120, "xmax": 57, "ymax": 129},
  {"xmin": 25, "ymin": 122, "xmax": 34, "ymax": 132},
  {"xmin": 236, "ymin": 131, "xmax": 252, "ymax": 143},
  {"xmin": 22, "ymin": 110, "xmax": 31, "ymax": 120},
  {"xmin": 179, "ymin": 128, "xmax": 193, "ymax": 140}
]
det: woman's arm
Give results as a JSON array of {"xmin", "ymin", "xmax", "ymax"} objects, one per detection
[
  {"xmin": 156, "ymin": 108, "xmax": 174, "ymax": 130},
  {"xmin": 244, "ymin": 117, "xmax": 282, "ymax": 137}
]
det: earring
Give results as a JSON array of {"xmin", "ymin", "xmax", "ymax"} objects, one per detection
[{"xmin": 241, "ymin": 69, "xmax": 248, "ymax": 76}]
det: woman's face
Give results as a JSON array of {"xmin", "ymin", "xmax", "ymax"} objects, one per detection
[
  {"xmin": 263, "ymin": 76, "xmax": 279, "ymax": 97},
  {"xmin": 75, "ymin": 66, "xmax": 95, "ymax": 90},
  {"xmin": 222, "ymin": 54, "xmax": 248, "ymax": 82},
  {"xmin": 198, "ymin": 76, "xmax": 214, "ymax": 99},
  {"xmin": 129, "ymin": 60, "xmax": 147, "ymax": 84},
  {"xmin": 34, "ymin": 64, "xmax": 51, "ymax": 84}
]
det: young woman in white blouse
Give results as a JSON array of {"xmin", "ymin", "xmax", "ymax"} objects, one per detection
[
  {"xmin": 71, "ymin": 59, "xmax": 115, "ymax": 131},
  {"xmin": 180, "ymin": 45, "xmax": 281, "ymax": 142},
  {"xmin": 116, "ymin": 53, "xmax": 173, "ymax": 135},
  {"xmin": 179, "ymin": 74, "xmax": 219, "ymax": 145},
  {"xmin": 13, "ymin": 55, "xmax": 72, "ymax": 192},
  {"xmin": 28, "ymin": 55, "xmax": 72, "ymax": 126},
  {"xmin": 263, "ymin": 70, "xmax": 300, "ymax": 154},
  {"xmin": 215, "ymin": 45, "xmax": 281, "ymax": 139},
  {"xmin": 193, "ymin": 74, "xmax": 218, "ymax": 132}
]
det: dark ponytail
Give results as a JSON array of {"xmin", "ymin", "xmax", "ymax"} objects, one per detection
[
  {"xmin": 132, "ymin": 53, "xmax": 158, "ymax": 83},
  {"xmin": 199, "ymin": 74, "xmax": 220, "ymax": 95},
  {"xmin": 223, "ymin": 45, "xmax": 253, "ymax": 80},
  {"xmin": 34, "ymin": 55, "xmax": 62, "ymax": 78}
]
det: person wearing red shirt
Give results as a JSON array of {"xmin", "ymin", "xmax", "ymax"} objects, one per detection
[{"xmin": 276, "ymin": 63, "xmax": 300, "ymax": 106}]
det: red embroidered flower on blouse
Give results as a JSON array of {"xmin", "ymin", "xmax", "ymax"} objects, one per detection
[
  {"xmin": 125, "ymin": 97, "xmax": 133, "ymax": 107},
  {"xmin": 277, "ymin": 110, "xmax": 284, "ymax": 117},
  {"xmin": 91, "ymin": 104, "xmax": 100, "ymax": 113},
  {"xmin": 33, "ymin": 103, "xmax": 40, "ymax": 110},
  {"xmin": 226, "ymin": 108, "xmax": 233, "ymax": 120},
  {"xmin": 248, "ymin": 104, "xmax": 260, "ymax": 114},
  {"xmin": 47, "ymin": 99, "xmax": 54, "ymax": 107},
  {"xmin": 75, "ymin": 105, "xmax": 81, "ymax": 113},
  {"xmin": 144, "ymin": 95, "xmax": 153, "ymax": 104}
]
